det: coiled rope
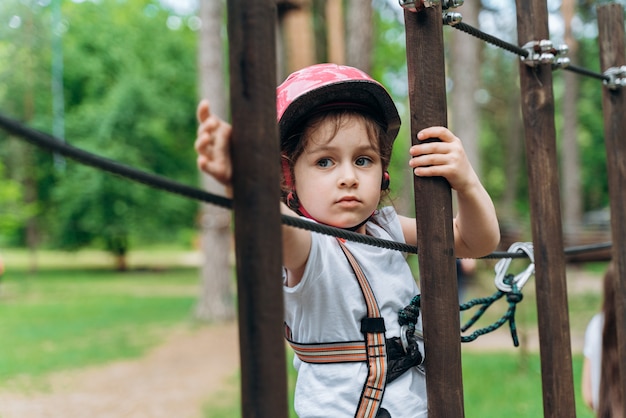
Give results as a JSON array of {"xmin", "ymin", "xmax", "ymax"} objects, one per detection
[{"xmin": 398, "ymin": 274, "xmax": 524, "ymax": 346}]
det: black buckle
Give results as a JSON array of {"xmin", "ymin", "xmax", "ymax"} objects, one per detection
[{"xmin": 361, "ymin": 317, "xmax": 386, "ymax": 334}]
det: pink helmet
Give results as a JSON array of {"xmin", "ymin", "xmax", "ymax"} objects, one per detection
[{"xmin": 276, "ymin": 63, "xmax": 400, "ymax": 149}]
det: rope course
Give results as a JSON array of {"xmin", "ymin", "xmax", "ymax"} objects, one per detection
[
  {"xmin": 0, "ymin": 111, "xmax": 613, "ymax": 260},
  {"xmin": 1, "ymin": 1, "xmax": 625, "ymax": 416}
]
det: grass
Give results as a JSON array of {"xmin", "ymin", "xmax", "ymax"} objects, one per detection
[
  {"xmin": 0, "ymin": 250, "xmax": 200, "ymax": 385},
  {"xmin": 462, "ymin": 351, "xmax": 594, "ymax": 418}
]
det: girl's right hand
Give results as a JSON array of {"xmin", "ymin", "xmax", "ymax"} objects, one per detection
[{"xmin": 195, "ymin": 99, "xmax": 233, "ymax": 187}]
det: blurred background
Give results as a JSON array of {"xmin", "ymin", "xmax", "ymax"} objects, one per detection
[{"xmin": 0, "ymin": 0, "xmax": 622, "ymax": 416}]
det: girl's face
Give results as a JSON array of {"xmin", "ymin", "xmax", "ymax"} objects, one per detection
[{"xmin": 293, "ymin": 115, "xmax": 383, "ymax": 233}]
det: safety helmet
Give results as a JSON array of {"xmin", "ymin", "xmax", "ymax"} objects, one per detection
[{"xmin": 276, "ymin": 63, "xmax": 401, "ymax": 149}]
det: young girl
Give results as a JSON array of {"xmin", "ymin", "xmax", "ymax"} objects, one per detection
[
  {"xmin": 582, "ymin": 261, "xmax": 623, "ymax": 417},
  {"xmin": 195, "ymin": 63, "xmax": 500, "ymax": 417}
]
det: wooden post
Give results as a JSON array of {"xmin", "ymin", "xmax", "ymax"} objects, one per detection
[
  {"xmin": 514, "ymin": 1, "xmax": 575, "ymax": 416},
  {"xmin": 597, "ymin": 4, "xmax": 626, "ymax": 416},
  {"xmin": 227, "ymin": 1, "xmax": 289, "ymax": 417},
  {"xmin": 404, "ymin": 6, "xmax": 464, "ymax": 417}
]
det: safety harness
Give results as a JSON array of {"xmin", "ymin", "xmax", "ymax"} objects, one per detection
[{"xmin": 284, "ymin": 238, "xmax": 423, "ymax": 418}]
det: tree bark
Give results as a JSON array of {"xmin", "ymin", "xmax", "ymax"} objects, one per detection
[
  {"xmin": 449, "ymin": 0, "xmax": 480, "ymax": 175},
  {"xmin": 279, "ymin": 0, "xmax": 315, "ymax": 75}
]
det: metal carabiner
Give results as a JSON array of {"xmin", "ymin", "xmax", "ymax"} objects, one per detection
[{"xmin": 494, "ymin": 242, "xmax": 535, "ymax": 292}]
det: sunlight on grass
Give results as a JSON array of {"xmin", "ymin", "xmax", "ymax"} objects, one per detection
[{"xmin": 0, "ymin": 265, "xmax": 199, "ymax": 386}]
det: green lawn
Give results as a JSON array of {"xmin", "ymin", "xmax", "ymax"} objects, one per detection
[{"xmin": 0, "ymin": 254, "xmax": 199, "ymax": 384}]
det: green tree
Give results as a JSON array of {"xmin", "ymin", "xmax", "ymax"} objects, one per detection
[
  {"xmin": 56, "ymin": 0, "xmax": 199, "ymax": 268},
  {"xmin": 0, "ymin": 0, "xmax": 200, "ymax": 268}
]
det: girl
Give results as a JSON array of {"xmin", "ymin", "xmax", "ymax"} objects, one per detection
[
  {"xmin": 196, "ymin": 63, "xmax": 500, "ymax": 417},
  {"xmin": 582, "ymin": 261, "xmax": 623, "ymax": 417}
]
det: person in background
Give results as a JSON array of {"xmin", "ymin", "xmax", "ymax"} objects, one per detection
[
  {"xmin": 457, "ymin": 258, "xmax": 476, "ymax": 304},
  {"xmin": 582, "ymin": 261, "xmax": 623, "ymax": 417}
]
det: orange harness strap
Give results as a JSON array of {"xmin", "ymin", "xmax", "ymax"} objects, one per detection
[{"xmin": 285, "ymin": 239, "xmax": 388, "ymax": 418}]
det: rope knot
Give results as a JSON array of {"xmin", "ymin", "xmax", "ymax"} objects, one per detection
[
  {"xmin": 398, "ymin": 295, "xmax": 421, "ymax": 327},
  {"xmin": 506, "ymin": 292, "xmax": 523, "ymax": 304}
]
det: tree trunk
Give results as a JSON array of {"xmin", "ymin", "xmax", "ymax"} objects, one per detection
[
  {"xmin": 449, "ymin": 0, "xmax": 480, "ymax": 175},
  {"xmin": 279, "ymin": 0, "xmax": 315, "ymax": 75},
  {"xmin": 561, "ymin": 0, "xmax": 582, "ymax": 240},
  {"xmin": 346, "ymin": 0, "xmax": 372, "ymax": 72},
  {"xmin": 195, "ymin": 0, "xmax": 235, "ymax": 322},
  {"xmin": 326, "ymin": 0, "xmax": 345, "ymax": 64},
  {"xmin": 23, "ymin": 8, "xmax": 39, "ymax": 274}
]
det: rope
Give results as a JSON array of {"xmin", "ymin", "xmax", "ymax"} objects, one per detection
[
  {"xmin": 451, "ymin": 22, "xmax": 609, "ymax": 82},
  {"xmin": 460, "ymin": 274, "xmax": 522, "ymax": 346},
  {"xmin": 397, "ymin": 274, "xmax": 523, "ymax": 346},
  {"xmin": 0, "ymin": 113, "xmax": 233, "ymax": 210},
  {"xmin": 453, "ymin": 22, "xmax": 528, "ymax": 57},
  {"xmin": 0, "ymin": 112, "xmax": 614, "ymax": 260}
]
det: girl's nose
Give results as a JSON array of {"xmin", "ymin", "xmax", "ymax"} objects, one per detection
[{"xmin": 338, "ymin": 165, "xmax": 358, "ymax": 188}]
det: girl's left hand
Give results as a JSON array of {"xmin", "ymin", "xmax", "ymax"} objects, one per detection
[{"xmin": 408, "ymin": 126, "xmax": 478, "ymax": 193}]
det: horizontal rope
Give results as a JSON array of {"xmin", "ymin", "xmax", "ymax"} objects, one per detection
[
  {"xmin": 0, "ymin": 113, "xmax": 233, "ymax": 210},
  {"xmin": 0, "ymin": 112, "xmax": 613, "ymax": 260}
]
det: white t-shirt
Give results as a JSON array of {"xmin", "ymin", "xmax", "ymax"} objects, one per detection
[
  {"xmin": 283, "ymin": 207, "xmax": 427, "ymax": 417},
  {"xmin": 583, "ymin": 312, "xmax": 604, "ymax": 412}
]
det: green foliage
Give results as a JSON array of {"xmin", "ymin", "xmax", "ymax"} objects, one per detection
[
  {"xmin": 0, "ymin": 162, "xmax": 32, "ymax": 244},
  {"xmin": 0, "ymin": 265, "xmax": 198, "ymax": 381},
  {"xmin": 0, "ymin": 0, "xmax": 200, "ymax": 254}
]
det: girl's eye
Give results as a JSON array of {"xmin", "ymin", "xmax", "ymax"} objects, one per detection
[
  {"xmin": 316, "ymin": 158, "xmax": 333, "ymax": 168},
  {"xmin": 355, "ymin": 157, "xmax": 373, "ymax": 167}
]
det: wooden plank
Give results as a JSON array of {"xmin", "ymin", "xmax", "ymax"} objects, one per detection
[
  {"xmin": 514, "ymin": 1, "xmax": 575, "ymax": 417},
  {"xmin": 227, "ymin": 1, "xmax": 289, "ymax": 417},
  {"xmin": 597, "ymin": 4, "xmax": 626, "ymax": 416},
  {"xmin": 404, "ymin": 6, "xmax": 464, "ymax": 417}
]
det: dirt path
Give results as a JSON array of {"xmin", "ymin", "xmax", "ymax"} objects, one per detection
[{"xmin": 0, "ymin": 322, "xmax": 239, "ymax": 418}]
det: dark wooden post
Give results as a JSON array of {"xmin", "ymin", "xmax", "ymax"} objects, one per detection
[
  {"xmin": 227, "ymin": 0, "xmax": 289, "ymax": 417},
  {"xmin": 404, "ymin": 6, "xmax": 464, "ymax": 417},
  {"xmin": 514, "ymin": 1, "xmax": 575, "ymax": 416},
  {"xmin": 597, "ymin": 4, "xmax": 626, "ymax": 416}
]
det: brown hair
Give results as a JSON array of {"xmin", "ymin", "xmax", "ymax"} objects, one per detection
[
  {"xmin": 597, "ymin": 261, "xmax": 623, "ymax": 418},
  {"xmin": 280, "ymin": 110, "xmax": 391, "ymax": 203}
]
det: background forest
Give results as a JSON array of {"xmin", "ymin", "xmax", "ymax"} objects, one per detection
[{"xmin": 0, "ymin": 0, "xmax": 622, "ymax": 264}]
